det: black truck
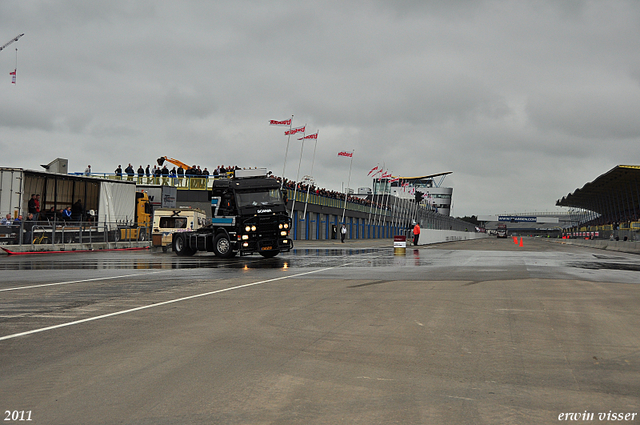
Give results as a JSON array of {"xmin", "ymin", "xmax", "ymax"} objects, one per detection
[{"xmin": 172, "ymin": 168, "xmax": 293, "ymax": 258}]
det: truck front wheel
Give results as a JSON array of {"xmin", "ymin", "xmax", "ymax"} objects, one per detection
[
  {"xmin": 173, "ymin": 233, "xmax": 195, "ymax": 256},
  {"xmin": 213, "ymin": 233, "xmax": 236, "ymax": 258}
]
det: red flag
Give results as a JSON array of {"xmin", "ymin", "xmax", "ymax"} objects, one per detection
[
  {"xmin": 269, "ymin": 119, "xmax": 292, "ymax": 126},
  {"xmin": 298, "ymin": 133, "xmax": 318, "ymax": 140},
  {"xmin": 9, "ymin": 69, "xmax": 16, "ymax": 84},
  {"xmin": 367, "ymin": 166, "xmax": 378, "ymax": 176},
  {"xmin": 337, "ymin": 151, "xmax": 353, "ymax": 157},
  {"xmin": 381, "ymin": 172, "xmax": 392, "ymax": 178},
  {"xmin": 388, "ymin": 177, "xmax": 399, "ymax": 183},
  {"xmin": 285, "ymin": 126, "xmax": 305, "ymax": 135}
]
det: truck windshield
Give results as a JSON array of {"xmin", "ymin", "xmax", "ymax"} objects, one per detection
[
  {"xmin": 235, "ymin": 189, "xmax": 282, "ymax": 208},
  {"xmin": 159, "ymin": 217, "xmax": 188, "ymax": 228}
]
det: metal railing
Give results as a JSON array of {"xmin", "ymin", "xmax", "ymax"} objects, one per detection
[{"xmin": 0, "ymin": 219, "xmax": 150, "ymax": 248}]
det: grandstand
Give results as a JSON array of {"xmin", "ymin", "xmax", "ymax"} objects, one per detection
[{"xmin": 556, "ymin": 165, "xmax": 640, "ymax": 240}]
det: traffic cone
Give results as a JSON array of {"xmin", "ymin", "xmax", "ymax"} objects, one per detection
[
  {"xmin": 519, "ymin": 237, "xmax": 523, "ymax": 247},
  {"xmin": 513, "ymin": 236, "xmax": 518, "ymax": 244}
]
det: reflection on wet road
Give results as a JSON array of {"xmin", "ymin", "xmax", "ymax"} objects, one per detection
[
  {"xmin": 2, "ymin": 244, "xmax": 640, "ymax": 277},
  {"xmin": 0, "ymin": 247, "xmax": 408, "ymax": 271}
]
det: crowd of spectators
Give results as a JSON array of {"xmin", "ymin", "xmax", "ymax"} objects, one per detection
[
  {"xmin": 108, "ymin": 162, "xmax": 390, "ymax": 209},
  {"xmin": 112, "ymin": 164, "xmax": 245, "ymax": 180},
  {"xmin": 276, "ymin": 176, "xmax": 390, "ymax": 211}
]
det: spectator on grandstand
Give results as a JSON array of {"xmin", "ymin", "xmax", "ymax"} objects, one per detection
[
  {"xmin": 62, "ymin": 207, "xmax": 72, "ymax": 221},
  {"xmin": 125, "ymin": 164, "xmax": 135, "ymax": 181},
  {"xmin": 1, "ymin": 213, "xmax": 12, "ymax": 225}
]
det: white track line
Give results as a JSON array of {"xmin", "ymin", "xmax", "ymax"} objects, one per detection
[
  {"xmin": 0, "ymin": 265, "xmax": 343, "ymax": 341},
  {"xmin": 0, "ymin": 271, "xmax": 170, "ymax": 293}
]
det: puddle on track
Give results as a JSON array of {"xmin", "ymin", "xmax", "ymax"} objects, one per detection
[{"xmin": 0, "ymin": 248, "xmax": 423, "ymax": 271}]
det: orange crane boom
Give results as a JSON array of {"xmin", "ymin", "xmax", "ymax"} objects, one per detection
[{"xmin": 157, "ymin": 156, "xmax": 192, "ymax": 170}]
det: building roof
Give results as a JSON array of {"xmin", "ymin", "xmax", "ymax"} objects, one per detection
[
  {"xmin": 556, "ymin": 165, "xmax": 640, "ymax": 218},
  {"xmin": 394, "ymin": 171, "xmax": 453, "ymax": 181}
]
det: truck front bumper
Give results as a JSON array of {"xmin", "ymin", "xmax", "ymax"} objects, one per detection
[{"xmin": 238, "ymin": 237, "xmax": 293, "ymax": 255}]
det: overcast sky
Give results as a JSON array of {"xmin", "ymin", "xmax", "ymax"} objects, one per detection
[{"xmin": 2, "ymin": 1, "xmax": 640, "ymax": 217}]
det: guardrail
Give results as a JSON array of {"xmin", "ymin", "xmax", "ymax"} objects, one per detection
[{"xmin": 0, "ymin": 220, "xmax": 150, "ymax": 248}]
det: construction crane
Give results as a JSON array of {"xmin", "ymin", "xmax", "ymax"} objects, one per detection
[
  {"xmin": 157, "ymin": 156, "xmax": 193, "ymax": 171},
  {"xmin": 0, "ymin": 34, "xmax": 24, "ymax": 52}
]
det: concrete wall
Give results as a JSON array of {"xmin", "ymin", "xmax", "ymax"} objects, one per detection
[
  {"xmin": 556, "ymin": 238, "xmax": 640, "ymax": 255},
  {"xmin": 415, "ymin": 229, "xmax": 489, "ymax": 245}
]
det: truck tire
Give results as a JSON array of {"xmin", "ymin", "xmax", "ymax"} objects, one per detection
[
  {"xmin": 213, "ymin": 233, "xmax": 236, "ymax": 258},
  {"xmin": 259, "ymin": 250, "xmax": 280, "ymax": 258},
  {"xmin": 173, "ymin": 233, "xmax": 195, "ymax": 256}
]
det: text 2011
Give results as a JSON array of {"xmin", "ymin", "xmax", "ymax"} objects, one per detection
[{"xmin": 4, "ymin": 411, "xmax": 32, "ymax": 421}]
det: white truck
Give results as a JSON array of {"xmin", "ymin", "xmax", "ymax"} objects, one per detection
[{"xmin": 152, "ymin": 207, "xmax": 207, "ymax": 252}]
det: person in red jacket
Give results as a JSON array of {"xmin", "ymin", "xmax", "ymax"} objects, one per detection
[{"xmin": 413, "ymin": 222, "xmax": 421, "ymax": 246}]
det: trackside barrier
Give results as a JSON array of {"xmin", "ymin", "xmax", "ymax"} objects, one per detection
[
  {"xmin": 0, "ymin": 219, "xmax": 151, "ymax": 254},
  {"xmin": 394, "ymin": 235, "xmax": 406, "ymax": 255}
]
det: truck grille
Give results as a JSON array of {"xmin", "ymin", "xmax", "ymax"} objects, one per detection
[{"xmin": 258, "ymin": 216, "xmax": 278, "ymax": 232}]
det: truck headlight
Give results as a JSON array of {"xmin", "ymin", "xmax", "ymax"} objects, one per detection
[
  {"xmin": 242, "ymin": 235, "xmax": 249, "ymax": 240},
  {"xmin": 279, "ymin": 224, "xmax": 283, "ymax": 229},
  {"xmin": 280, "ymin": 231, "xmax": 287, "ymax": 236},
  {"xmin": 245, "ymin": 226, "xmax": 251, "ymax": 232},
  {"xmin": 284, "ymin": 223, "xmax": 289, "ymax": 229},
  {"xmin": 251, "ymin": 225, "xmax": 256, "ymax": 231}
]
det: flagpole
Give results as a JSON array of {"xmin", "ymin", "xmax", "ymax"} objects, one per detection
[
  {"xmin": 13, "ymin": 47, "xmax": 17, "ymax": 85},
  {"xmin": 373, "ymin": 164, "xmax": 384, "ymax": 227},
  {"xmin": 280, "ymin": 114, "xmax": 294, "ymax": 189},
  {"xmin": 376, "ymin": 170, "xmax": 388, "ymax": 226},
  {"xmin": 372, "ymin": 172, "xmax": 382, "ymax": 228},
  {"xmin": 376, "ymin": 175, "xmax": 384, "ymax": 226},
  {"xmin": 303, "ymin": 129, "xmax": 318, "ymax": 219},
  {"xmin": 391, "ymin": 181, "xmax": 400, "ymax": 234},
  {"xmin": 380, "ymin": 173, "xmax": 391, "ymax": 228},
  {"xmin": 341, "ymin": 150, "xmax": 354, "ymax": 224},
  {"xmin": 290, "ymin": 128, "xmax": 306, "ymax": 217},
  {"xmin": 366, "ymin": 164, "xmax": 378, "ymax": 226}
]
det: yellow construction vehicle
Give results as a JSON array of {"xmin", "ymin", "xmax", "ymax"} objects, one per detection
[{"xmin": 119, "ymin": 191, "xmax": 152, "ymax": 241}]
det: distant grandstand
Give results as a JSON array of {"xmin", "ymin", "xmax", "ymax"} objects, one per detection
[
  {"xmin": 556, "ymin": 165, "xmax": 640, "ymax": 239},
  {"xmin": 373, "ymin": 172, "xmax": 454, "ymax": 216}
]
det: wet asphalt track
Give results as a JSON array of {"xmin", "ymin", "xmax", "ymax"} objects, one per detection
[{"xmin": 0, "ymin": 237, "xmax": 638, "ymax": 424}]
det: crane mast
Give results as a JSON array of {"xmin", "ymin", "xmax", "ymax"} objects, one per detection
[{"xmin": 0, "ymin": 34, "xmax": 24, "ymax": 52}]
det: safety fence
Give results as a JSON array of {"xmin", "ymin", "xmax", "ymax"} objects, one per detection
[
  {"xmin": 102, "ymin": 174, "xmax": 213, "ymax": 190},
  {"xmin": 0, "ymin": 219, "xmax": 149, "ymax": 248},
  {"xmin": 285, "ymin": 190, "xmax": 473, "ymax": 241}
]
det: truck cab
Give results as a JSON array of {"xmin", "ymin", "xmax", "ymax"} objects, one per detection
[
  {"xmin": 172, "ymin": 168, "xmax": 292, "ymax": 258},
  {"xmin": 496, "ymin": 223, "xmax": 508, "ymax": 238},
  {"xmin": 152, "ymin": 207, "xmax": 207, "ymax": 251},
  {"xmin": 119, "ymin": 191, "xmax": 152, "ymax": 241}
]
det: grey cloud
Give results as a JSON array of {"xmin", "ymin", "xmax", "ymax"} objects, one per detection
[{"xmin": 527, "ymin": 88, "xmax": 640, "ymax": 139}]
